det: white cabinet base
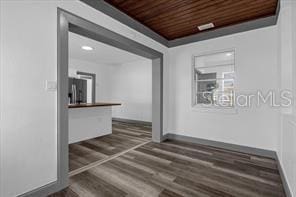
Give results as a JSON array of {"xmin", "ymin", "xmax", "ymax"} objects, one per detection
[{"xmin": 69, "ymin": 106, "xmax": 112, "ymax": 144}]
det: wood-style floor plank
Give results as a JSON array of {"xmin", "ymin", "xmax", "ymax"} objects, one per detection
[
  {"xmin": 69, "ymin": 120, "xmax": 152, "ymax": 172},
  {"xmin": 51, "ymin": 121, "xmax": 286, "ymax": 197}
]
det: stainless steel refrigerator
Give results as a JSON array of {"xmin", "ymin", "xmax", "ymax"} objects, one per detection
[{"xmin": 68, "ymin": 77, "xmax": 87, "ymax": 104}]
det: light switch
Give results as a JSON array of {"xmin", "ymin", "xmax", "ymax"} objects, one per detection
[{"xmin": 46, "ymin": 80, "xmax": 57, "ymax": 91}]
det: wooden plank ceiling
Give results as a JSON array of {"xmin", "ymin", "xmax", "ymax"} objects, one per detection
[{"xmin": 104, "ymin": 0, "xmax": 278, "ymax": 40}]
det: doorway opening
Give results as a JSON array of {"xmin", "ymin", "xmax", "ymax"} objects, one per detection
[
  {"xmin": 57, "ymin": 9, "xmax": 163, "ymax": 189},
  {"xmin": 68, "ymin": 31, "xmax": 153, "ymax": 175}
]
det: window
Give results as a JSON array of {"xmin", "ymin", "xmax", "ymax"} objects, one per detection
[{"xmin": 192, "ymin": 50, "xmax": 235, "ymax": 108}]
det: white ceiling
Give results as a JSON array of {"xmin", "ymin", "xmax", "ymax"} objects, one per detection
[{"xmin": 69, "ymin": 32, "xmax": 147, "ymax": 65}]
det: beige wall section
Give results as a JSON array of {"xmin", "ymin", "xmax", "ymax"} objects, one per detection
[{"xmin": 0, "ymin": 1, "xmax": 169, "ymax": 197}]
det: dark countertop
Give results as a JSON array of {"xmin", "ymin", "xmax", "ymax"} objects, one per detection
[{"xmin": 68, "ymin": 102, "xmax": 121, "ymax": 109}]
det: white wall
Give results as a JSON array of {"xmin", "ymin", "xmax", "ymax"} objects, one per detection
[
  {"xmin": 1, "ymin": 2, "xmax": 58, "ymax": 197},
  {"xmin": 168, "ymin": 26, "xmax": 280, "ymax": 151},
  {"xmin": 0, "ymin": 1, "xmax": 3, "ymax": 195},
  {"xmin": 0, "ymin": 1, "xmax": 169, "ymax": 197},
  {"xmin": 69, "ymin": 58, "xmax": 152, "ymax": 122},
  {"xmin": 111, "ymin": 60, "xmax": 152, "ymax": 122},
  {"xmin": 277, "ymin": 1, "xmax": 296, "ymax": 196},
  {"xmin": 293, "ymin": 2, "xmax": 296, "ymax": 116}
]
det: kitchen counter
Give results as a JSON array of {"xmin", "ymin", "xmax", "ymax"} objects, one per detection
[
  {"xmin": 68, "ymin": 102, "xmax": 121, "ymax": 144},
  {"xmin": 69, "ymin": 102, "xmax": 121, "ymax": 109}
]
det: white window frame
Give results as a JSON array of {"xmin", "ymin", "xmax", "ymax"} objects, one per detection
[{"xmin": 191, "ymin": 49, "xmax": 237, "ymax": 113}]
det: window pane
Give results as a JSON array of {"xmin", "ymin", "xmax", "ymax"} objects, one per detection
[
  {"xmin": 193, "ymin": 50, "xmax": 235, "ymax": 108},
  {"xmin": 196, "ymin": 92, "xmax": 214, "ymax": 105},
  {"xmin": 195, "ymin": 79, "xmax": 234, "ymax": 93},
  {"xmin": 194, "ymin": 65, "xmax": 234, "ymax": 80},
  {"xmin": 195, "ymin": 92, "xmax": 234, "ymax": 107},
  {"xmin": 222, "ymin": 79, "xmax": 234, "ymax": 93},
  {"xmin": 194, "ymin": 51, "xmax": 234, "ymax": 68},
  {"xmin": 196, "ymin": 79, "xmax": 218, "ymax": 92},
  {"xmin": 223, "ymin": 72, "xmax": 235, "ymax": 79}
]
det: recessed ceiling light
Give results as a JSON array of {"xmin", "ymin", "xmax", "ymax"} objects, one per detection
[
  {"xmin": 226, "ymin": 53, "xmax": 233, "ymax": 57},
  {"xmin": 198, "ymin": 23, "xmax": 215, "ymax": 31},
  {"xmin": 81, "ymin": 46, "xmax": 93, "ymax": 51}
]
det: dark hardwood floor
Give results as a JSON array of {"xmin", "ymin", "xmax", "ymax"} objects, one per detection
[
  {"xmin": 52, "ymin": 122, "xmax": 286, "ymax": 197},
  {"xmin": 69, "ymin": 120, "xmax": 152, "ymax": 172}
]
